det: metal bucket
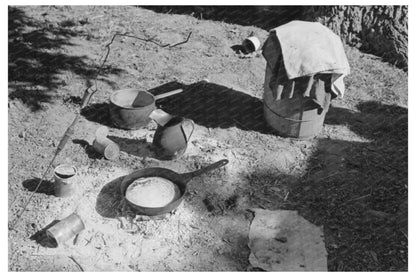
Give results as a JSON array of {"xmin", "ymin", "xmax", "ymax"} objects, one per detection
[
  {"xmin": 263, "ymin": 96, "xmax": 331, "ymax": 139},
  {"xmin": 263, "ymin": 66, "xmax": 332, "ymax": 139}
]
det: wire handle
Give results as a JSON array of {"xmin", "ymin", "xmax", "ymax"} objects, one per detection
[{"xmin": 181, "ymin": 119, "xmax": 195, "ymax": 143}]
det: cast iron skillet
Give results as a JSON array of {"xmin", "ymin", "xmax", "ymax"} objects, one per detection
[{"xmin": 120, "ymin": 159, "xmax": 229, "ymax": 216}]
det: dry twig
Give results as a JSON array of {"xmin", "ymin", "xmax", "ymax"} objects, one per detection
[{"xmin": 68, "ymin": 256, "xmax": 84, "ymax": 272}]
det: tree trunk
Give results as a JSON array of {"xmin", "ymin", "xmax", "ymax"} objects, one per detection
[{"xmin": 302, "ymin": 5, "xmax": 408, "ymax": 70}]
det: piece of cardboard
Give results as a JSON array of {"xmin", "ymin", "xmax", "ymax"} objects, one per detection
[{"xmin": 248, "ymin": 208, "xmax": 327, "ymax": 271}]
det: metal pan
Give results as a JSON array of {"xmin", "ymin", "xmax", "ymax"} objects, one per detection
[
  {"xmin": 120, "ymin": 159, "xmax": 229, "ymax": 216},
  {"xmin": 109, "ymin": 88, "xmax": 183, "ymax": 130}
]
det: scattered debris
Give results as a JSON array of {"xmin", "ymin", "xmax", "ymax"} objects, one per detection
[
  {"xmin": 222, "ymin": 238, "xmax": 232, "ymax": 246},
  {"xmin": 68, "ymin": 255, "xmax": 84, "ymax": 272},
  {"xmin": 72, "ymin": 234, "xmax": 79, "ymax": 245},
  {"xmin": 274, "ymin": 236, "xmax": 287, "ymax": 243},
  {"xmin": 225, "ymin": 195, "xmax": 238, "ymax": 210},
  {"xmin": 189, "ymin": 224, "xmax": 199, "ymax": 230},
  {"xmin": 203, "ymin": 197, "xmax": 216, "ymax": 212},
  {"xmin": 362, "ymin": 209, "xmax": 396, "ymax": 223}
]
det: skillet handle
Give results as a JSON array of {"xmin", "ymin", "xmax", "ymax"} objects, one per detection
[{"xmin": 181, "ymin": 159, "xmax": 229, "ymax": 183}]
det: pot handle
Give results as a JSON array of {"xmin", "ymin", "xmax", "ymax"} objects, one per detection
[
  {"xmin": 153, "ymin": 89, "xmax": 184, "ymax": 100},
  {"xmin": 181, "ymin": 119, "xmax": 195, "ymax": 143},
  {"xmin": 181, "ymin": 159, "xmax": 229, "ymax": 183}
]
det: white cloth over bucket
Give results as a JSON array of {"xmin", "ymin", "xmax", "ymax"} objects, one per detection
[
  {"xmin": 267, "ymin": 20, "xmax": 350, "ymax": 97},
  {"xmin": 248, "ymin": 208, "xmax": 327, "ymax": 271}
]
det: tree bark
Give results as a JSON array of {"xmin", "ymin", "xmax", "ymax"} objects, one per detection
[{"xmin": 302, "ymin": 5, "xmax": 408, "ymax": 70}]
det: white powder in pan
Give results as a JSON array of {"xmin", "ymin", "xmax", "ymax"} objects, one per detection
[{"xmin": 125, "ymin": 177, "xmax": 180, "ymax": 208}]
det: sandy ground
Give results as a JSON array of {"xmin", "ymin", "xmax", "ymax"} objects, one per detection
[{"xmin": 8, "ymin": 6, "xmax": 407, "ymax": 271}]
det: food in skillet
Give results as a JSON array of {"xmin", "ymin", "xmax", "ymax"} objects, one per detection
[{"xmin": 125, "ymin": 177, "xmax": 180, "ymax": 208}]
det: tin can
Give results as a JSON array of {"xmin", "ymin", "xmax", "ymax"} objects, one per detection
[
  {"xmin": 54, "ymin": 164, "xmax": 77, "ymax": 197},
  {"xmin": 242, "ymin": 36, "xmax": 261, "ymax": 53},
  {"xmin": 92, "ymin": 136, "xmax": 120, "ymax": 160},
  {"xmin": 46, "ymin": 213, "xmax": 85, "ymax": 246}
]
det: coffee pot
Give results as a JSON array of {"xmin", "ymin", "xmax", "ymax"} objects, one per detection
[{"xmin": 152, "ymin": 116, "xmax": 195, "ymax": 160}]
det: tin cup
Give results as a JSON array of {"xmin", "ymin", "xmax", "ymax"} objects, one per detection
[
  {"xmin": 54, "ymin": 164, "xmax": 77, "ymax": 198},
  {"xmin": 242, "ymin": 36, "xmax": 261, "ymax": 53},
  {"xmin": 46, "ymin": 213, "xmax": 85, "ymax": 246},
  {"xmin": 92, "ymin": 126, "xmax": 120, "ymax": 160},
  {"xmin": 92, "ymin": 136, "xmax": 120, "ymax": 160}
]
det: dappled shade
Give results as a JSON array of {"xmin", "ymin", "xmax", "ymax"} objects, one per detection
[{"xmin": 8, "ymin": 6, "xmax": 123, "ymax": 111}]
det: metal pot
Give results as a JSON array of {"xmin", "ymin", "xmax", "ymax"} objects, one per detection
[
  {"xmin": 109, "ymin": 88, "xmax": 183, "ymax": 130},
  {"xmin": 120, "ymin": 159, "xmax": 229, "ymax": 216}
]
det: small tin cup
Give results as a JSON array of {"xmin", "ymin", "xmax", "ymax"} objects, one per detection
[
  {"xmin": 54, "ymin": 164, "xmax": 77, "ymax": 198},
  {"xmin": 242, "ymin": 36, "xmax": 261, "ymax": 53},
  {"xmin": 92, "ymin": 136, "xmax": 120, "ymax": 160},
  {"xmin": 92, "ymin": 126, "xmax": 120, "ymax": 160},
  {"xmin": 46, "ymin": 213, "xmax": 85, "ymax": 246}
]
